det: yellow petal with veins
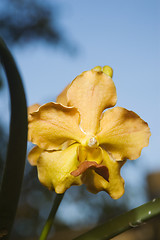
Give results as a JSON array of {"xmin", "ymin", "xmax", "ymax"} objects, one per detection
[
  {"xmin": 97, "ymin": 107, "xmax": 151, "ymax": 161},
  {"xmin": 28, "ymin": 102, "xmax": 85, "ymax": 150},
  {"xmin": 82, "ymin": 149, "xmax": 125, "ymax": 199},
  {"xmin": 37, "ymin": 143, "xmax": 82, "ymax": 193},
  {"xmin": 28, "ymin": 146, "xmax": 43, "ymax": 166},
  {"xmin": 67, "ymin": 70, "xmax": 117, "ymax": 134}
]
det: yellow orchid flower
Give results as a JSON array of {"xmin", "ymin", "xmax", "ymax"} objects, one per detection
[{"xmin": 28, "ymin": 66, "xmax": 151, "ymax": 199}]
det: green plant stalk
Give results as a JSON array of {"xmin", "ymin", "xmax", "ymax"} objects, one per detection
[
  {"xmin": 39, "ymin": 193, "xmax": 64, "ymax": 240},
  {"xmin": 0, "ymin": 38, "xmax": 28, "ymax": 239},
  {"xmin": 74, "ymin": 198, "xmax": 160, "ymax": 240}
]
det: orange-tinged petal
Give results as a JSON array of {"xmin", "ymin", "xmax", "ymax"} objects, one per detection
[
  {"xmin": 67, "ymin": 70, "xmax": 117, "ymax": 134},
  {"xmin": 28, "ymin": 103, "xmax": 40, "ymax": 114},
  {"xmin": 56, "ymin": 83, "xmax": 71, "ymax": 106},
  {"xmin": 28, "ymin": 146, "xmax": 43, "ymax": 166},
  {"xmin": 97, "ymin": 107, "xmax": 151, "ymax": 161},
  {"xmin": 28, "ymin": 102, "xmax": 85, "ymax": 150},
  {"xmin": 82, "ymin": 149, "xmax": 125, "ymax": 199},
  {"xmin": 37, "ymin": 143, "xmax": 82, "ymax": 193}
]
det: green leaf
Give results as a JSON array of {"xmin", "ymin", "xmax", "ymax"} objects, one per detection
[{"xmin": 0, "ymin": 38, "xmax": 28, "ymax": 239}]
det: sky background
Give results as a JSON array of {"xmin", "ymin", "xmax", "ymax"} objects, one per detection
[{"xmin": 0, "ymin": 0, "xmax": 160, "ymax": 209}]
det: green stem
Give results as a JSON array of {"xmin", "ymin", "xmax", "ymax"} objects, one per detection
[
  {"xmin": 39, "ymin": 193, "xmax": 64, "ymax": 240},
  {"xmin": 0, "ymin": 38, "xmax": 27, "ymax": 239},
  {"xmin": 74, "ymin": 198, "xmax": 160, "ymax": 240}
]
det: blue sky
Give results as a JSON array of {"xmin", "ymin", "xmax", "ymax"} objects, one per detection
[{"xmin": 0, "ymin": 0, "xmax": 160, "ymax": 201}]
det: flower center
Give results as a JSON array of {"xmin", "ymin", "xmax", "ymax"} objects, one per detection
[{"xmin": 81, "ymin": 135, "xmax": 99, "ymax": 148}]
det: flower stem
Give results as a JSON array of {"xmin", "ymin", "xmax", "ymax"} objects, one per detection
[
  {"xmin": 39, "ymin": 193, "xmax": 64, "ymax": 240},
  {"xmin": 74, "ymin": 198, "xmax": 160, "ymax": 240}
]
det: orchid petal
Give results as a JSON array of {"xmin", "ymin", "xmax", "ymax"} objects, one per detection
[
  {"xmin": 82, "ymin": 149, "xmax": 125, "ymax": 199},
  {"xmin": 28, "ymin": 146, "xmax": 43, "ymax": 166},
  {"xmin": 97, "ymin": 107, "xmax": 151, "ymax": 161},
  {"xmin": 37, "ymin": 143, "xmax": 82, "ymax": 193},
  {"xmin": 67, "ymin": 70, "xmax": 117, "ymax": 134},
  {"xmin": 28, "ymin": 103, "xmax": 40, "ymax": 114},
  {"xmin": 28, "ymin": 102, "xmax": 85, "ymax": 150},
  {"xmin": 56, "ymin": 83, "xmax": 71, "ymax": 106}
]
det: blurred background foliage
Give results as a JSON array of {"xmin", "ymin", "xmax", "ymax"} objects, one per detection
[
  {"xmin": 0, "ymin": 0, "xmax": 159, "ymax": 239},
  {"xmin": 0, "ymin": 0, "xmax": 75, "ymax": 52}
]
